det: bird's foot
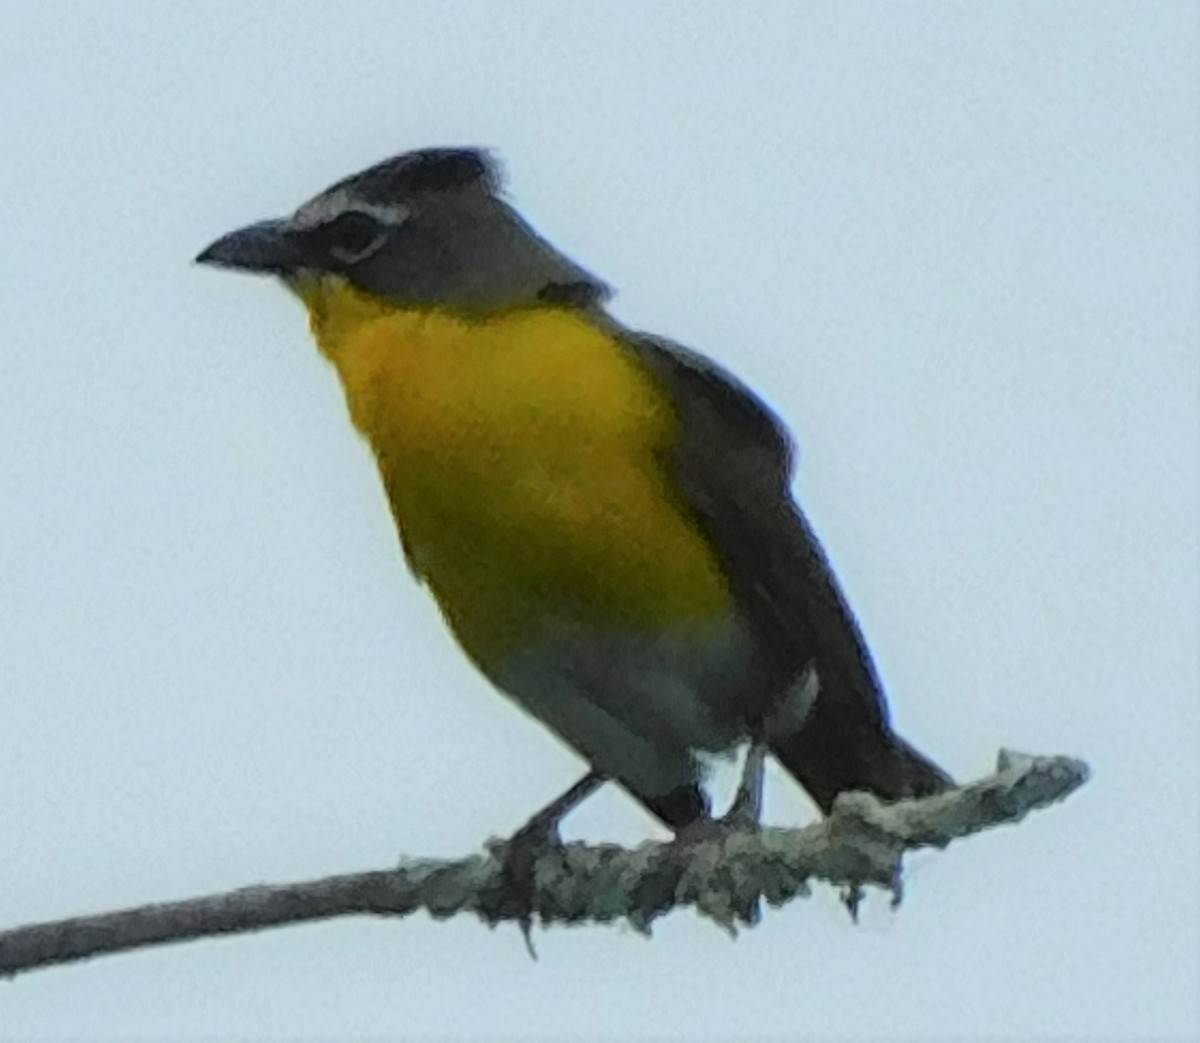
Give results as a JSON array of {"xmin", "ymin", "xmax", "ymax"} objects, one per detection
[
  {"xmin": 485, "ymin": 771, "xmax": 607, "ymax": 956},
  {"xmin": 488, "ymin": 815, "xmax": 564, "ymax": 959},
  {"xmin": 633, "ymin": 814, "xmax": 765, "ymax": 929}
]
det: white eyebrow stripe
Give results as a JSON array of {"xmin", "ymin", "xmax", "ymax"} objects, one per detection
[{"xmin": 292, "ymin": 188, "xmax": 410, "ymax": 229}]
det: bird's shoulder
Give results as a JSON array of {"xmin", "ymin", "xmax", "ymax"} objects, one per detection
[{"xmin": 616, "ymin": 329, "xmax": 797, "ymax": 495}]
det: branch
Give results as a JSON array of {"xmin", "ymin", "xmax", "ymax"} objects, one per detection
[{"xmin": 0, "ymin": 749, "xmax": 1087, "ymax": 979}]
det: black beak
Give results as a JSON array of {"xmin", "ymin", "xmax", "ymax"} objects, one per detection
[{"xmin": 195, "ymin": 218, "xmax": 300, "ymax": 274}]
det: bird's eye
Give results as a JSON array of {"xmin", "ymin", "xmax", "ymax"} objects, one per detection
[{"xmin": 316, "ymin": 211, "xmax": 388, "ymax": 264}]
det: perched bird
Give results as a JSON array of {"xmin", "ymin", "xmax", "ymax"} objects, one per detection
[{"xmin": 196, "ymin": 147, "xmax": 951, "ymax": 841}]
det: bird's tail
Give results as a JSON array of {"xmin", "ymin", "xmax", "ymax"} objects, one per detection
[{"xmin": 770, "ymin": 693, "xmax": 953, "ymax": 814}]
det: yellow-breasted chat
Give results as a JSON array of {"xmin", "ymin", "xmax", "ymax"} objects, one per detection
[{"xmin": 196, "ymin": 147, "xmax": 950, "ymax": 836}]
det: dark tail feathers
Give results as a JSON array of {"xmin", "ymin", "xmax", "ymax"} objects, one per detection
[{"xmin": 771, "ymin": 700, "xmax": 952, "ymax": 815}]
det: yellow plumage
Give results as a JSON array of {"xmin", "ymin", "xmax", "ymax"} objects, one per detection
[{"xmin": 298, "ymin": 276, "xmax": 732, "ymax": 668}]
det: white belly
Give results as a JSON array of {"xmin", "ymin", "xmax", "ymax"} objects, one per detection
[{"xmin": 487, "ymin": 611, "xmax": 770, "ymax": 801}]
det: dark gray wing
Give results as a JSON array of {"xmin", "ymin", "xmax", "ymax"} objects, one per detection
[{"xmin": 623, "ymin": 332, "xmax": 951, "ymax": 811}]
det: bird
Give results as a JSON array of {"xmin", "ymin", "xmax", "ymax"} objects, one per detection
[{"xmin": 196, "ymin": 146, "xmax": 951, "ymax": 847}]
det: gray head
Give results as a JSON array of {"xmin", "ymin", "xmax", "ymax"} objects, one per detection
[{"xmin": 196, "ymin": 148, "xmax": 609, "ymax": 313}]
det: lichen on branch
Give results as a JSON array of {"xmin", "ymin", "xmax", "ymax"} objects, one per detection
[{"xmin": 0, "ymin": 749, "xmax": 1088, "ymax": 979}]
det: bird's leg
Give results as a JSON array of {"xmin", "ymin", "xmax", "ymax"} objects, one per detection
[
  {"xmin": 490, "ymin": 770, "xmax": 608, "ymax": 955},
  {"xmin": 507, "ymin": 770, "xmax": 608, "ymax": 848},
  {"xmin": 721, "ymin": 737, "xmax": 768, "ymax": 828},
  {"xmin": 633, "ymin": 740, "xmax": 769, "ymax": 927}
]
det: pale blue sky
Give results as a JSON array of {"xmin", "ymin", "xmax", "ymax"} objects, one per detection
[{"xmin": 1, "ymin": 3, "xmax": 1196, "ymax": 1039}]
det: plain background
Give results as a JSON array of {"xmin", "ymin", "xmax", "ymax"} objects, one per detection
[{"xmin": 1, "ymin": 3, "xmax": 1196, "ymax": 1040}]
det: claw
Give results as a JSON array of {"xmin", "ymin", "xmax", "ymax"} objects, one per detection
[
  {"xmin": 494, "ymin": 816, "xmax": 562, "ymax": 958},
  {"xmin": 489, "ymin": 771, "xmax": 607, "ymax": 955},
  {"xmin": 841, "ymin": 884, "xmax": 864, "ymax": 922},
  {"xmin": 633, "ymin": 742, "xmax": 770, "ymax": 925},
  {"xmin": 634, "ymin": 813, "xmax": 765, "ymax": 927}
]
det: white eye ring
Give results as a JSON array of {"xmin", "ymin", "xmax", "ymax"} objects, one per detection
[
  {"xmin": 329, "ymin": 226, "xmax": 389, "ymax": 265},
  {"xmin": 320, "ymin": 208, "xmax": 395, "ymax": 265}
]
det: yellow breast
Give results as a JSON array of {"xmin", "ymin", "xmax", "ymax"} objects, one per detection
[{"xmin": 299, "ymin": 278, "xmax": 731, "ymax": 667}]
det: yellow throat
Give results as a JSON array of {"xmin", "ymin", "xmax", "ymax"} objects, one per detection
[{"xmin": 297, "ymin": 277, "xmax": 731, "ymax": 667}]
